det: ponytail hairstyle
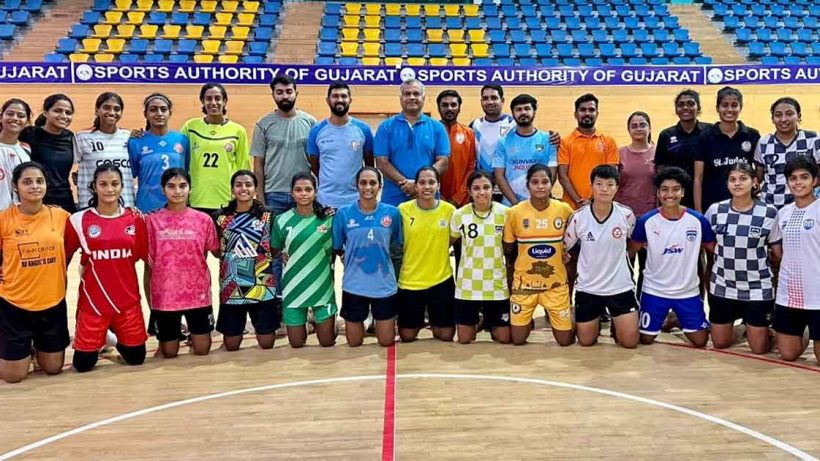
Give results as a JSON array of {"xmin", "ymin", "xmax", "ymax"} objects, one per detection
[
  {"xmin": 290, "ymin": 172, "xmax": 328, "ymax": 219},
  {"xmin": 92, "ymin": 92, "xmax": 124, "ymax": 131},
  {"xmin": 88, "ymin": 163, "xmax": 125, "ymax": 209},
  {"xmin": 219, "ymin": 169, "xmax": 268, "ymax": 220},
  {"xmin": 727, "ymin": 161, "xmax": 760, "ymax": 199},
  {"xmin": 35, "ymin": 93, "xmax": 74, "ymax": 128},
  {"xmin": 143, "ymin": 93, "xmax": 173, "ymax": 130}
]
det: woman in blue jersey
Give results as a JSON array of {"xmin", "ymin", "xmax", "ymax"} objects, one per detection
[
  {"xmin": 128, "ymin": 93, "xmax": 189, "ymax": 213},
  {"xmin": 214, "ymin": 170, "xmax": 278, "ymax": 351},
  {"xmin": 332, "ymin": 166, "xmax": 402, "ymax": 347}
]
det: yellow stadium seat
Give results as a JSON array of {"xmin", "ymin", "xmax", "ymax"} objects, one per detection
[
  {"xmin": 221, "ymin": 1, "xmax": 238, "ymax": 13},
  {"xmin": 363, "ymin": 28, "xmax": 379, "ymax": 42},
  {"xmin": 340, "ymin": 41, "xmax": 358, "ymax": 56},
  {"xmin": 471, "ymin": 43, "xmax": 489, "ymax": 57},
  {"xmin": 345, "ymin": 3, "xmax": 361, "ymax": 15},
  {"xmin": 135, "ymin": 0, "xmax": 153, "ymax": 11},
  {"xmin": 450, "ymin": 43, "xmax": 468, "ymax": 57},
  {"xmin": 424, "ymin": 4, "xmax": 440, "ymax": 16},
  {"xmin": 362, "ymin": 42, "xmax": 380, "ymax": 57},
  {"xmin": 161, "ymin": 24, "xmax": 181, "ymax": 39},
  {"xmin": 115, "ymin": 24, "xmax": 135, "ymax": 37},
  {"xmin": 407, "ymin": 57, "xmax": 425, "ymax": 65},
  {"xmin": 232, "ymin": 26, "xmax": 249, "ymax": 40},
  {"xmin": 385, "ymin": 4, "xmax": 400, "ymax": 15},
  {"xmin": 209, "ymin": 25, "xmax": 227, "ymax": 39},
  {"xmin": 106, "ymin": 38, "xmax": 126, "ymax": 53},
  {"xmin": 193, "ymin": 54, "xmax": 214, "ymax": 63},
  {"xmin": 341, "ymin": 28, "xmax": 359, "ymax": 41},
  {"xmin": 343, "ymin": 15, "xmax": 359, "ymax": 27},
  {"xmin": 364, "ymin": 4, "xmax": 380, "ymax": 15},
  {"xmin": 427, "ymin": 29, "xmax": 444, "ymax": 43},
  {"xmin": 363, "ymin": 15, "xmax": 379, "ymax": 28},
  {"xmin": 185, "ymin": 25, "xmax": 204, "ymax": 39},
  {"xmin": 384, "ymin": 57, "xmax": 403, "ymax": 66},
  {"xmin": 444, "ymin": 4, "xmax": 460, "ymax": 16},
  {"xmin": 452, "ymin": 57, "xmax": 471, "ymax": 66},
  {"xmin": 113, "ymin": 0, "xmax": 131, "ymax": 11},
  {"xmin": 429, "ymin": 57, "xmax": 447, "ymax": 65},
  {"xmin": 404, "ymin": 4, "xmax": 420, "ymax": 15},
  {"xmin": 125, "ymin": 11, "xmax": 144, "ymax": 25},
  {"xmin": 139, "ymin": 24, "xmax": 158, "ymax": 38},
  {"xmin": 69, "ymin": 53, "xmax": 90, "ymax": 62},
  {"xmin": 199, "ymin": 1, "xmax": 217, "ymax": 13},
  {"xmin": 80, "ymin": 38, "xmax": 101, "ymax": 53},
  {"xmin": 237, "ymin": 12, "xmax": 254, "ymax": 26},
  {"xmin": 178, "ymin": 0, "xmax": 195, "ymax": 13},
  {"xmin": 463, "ymin": 4, "xmax": 479, "ymax": 17},
  {"xmin": 218, "ymin": 54, "xmax": 239, "ymax": 64},
  {"xmin": 156, "ymin": 0, "xmax": 173, "ymax": 12},
  {"xmin": 448, "ymin": 30, "xmax": 465, "ymax": 43},
  {"xmin": 94, "ymin": 53, "xmax": 115, "ymax": 62},
  {"xmin": 215, "ymin": 12, "xmax": 233, "ymax": 25},
  {"xmin": 93, "ymin": 24, "xmax": 112, "ymax": 38},
  {"xmin": 362, "ymin": 57, "xmax": 380, "ymax": 65},
  {"xmin": 468, "ymin": 29, "xmax": 485, "ymax": 43},
  {"xmin": 201, "ymin": 39, "xmax": 221, "ymax": 54},
  {"xmin": 103, "ymin": 11, "xmax": 123, "ymax": 24},
  {"xmin": 224, "ymin": 40, "xmax": 244, "ymax": 54},
  {"xmin": 243, "ymin": 2, "xmax": 259, "ymax": 13}
]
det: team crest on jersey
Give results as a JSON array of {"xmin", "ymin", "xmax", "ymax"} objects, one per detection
[
  {"xmin": 439, "ymin": 218, "xmax": 447, "ymax": 228},
  {"xmin": 804, "ymin": 219, "xmax": 815, "ymax": 230},
  {"xmin": 495, "ymin": 225, "xmax": 503, "ymax": 234},
  {"xmin": 455, "ymin": 132, "xmax": 465, "ymax": 144},
  {"xmin": 523, "ymin": 218, "xmax": 530, "ymax": 228},
  {"xmin": 142, "ymin": 146, "xmax": 151, "ymax": 153},
  {"xmin": 535, "ymin": 144, "xmax": 544, "ymax": 151},
  {"xmin": 741, "ymin": 141, "xmax": 752, "ymax": 152},
  {"xmin": 317, "ymin": 224, "xmax": 329, "ymax": 234},
  {"xmin": 611, "ymin": 226, "xmax": 623, "ymax": 239},
  {"xmin": 124, "ymin": 225, "xmax": 136, "ymax": 236},
  {"xmin": 347, "ymin": 219, "xmax": 359, "ymax": 228},
  {"xmin": 351, "ymin": 140, "xmax": 361, "ymax": 150},
  {"xmin": 224, "ymin": 143, "xmax": 234, "ymax": 153},
  {"xmin": 88, "ymin": 225, "xmax": 102, "ymax": 238},
  {"xmin": 380, "ymin": 215, "xmax": 392, "ymax": 227},
  {"xmin": 553, "ymin": 217, "xmax": 564, "ymax": 229},
  {"xmin": 174, "ymin": 143, "xmax": 184, "ymax": 153},
  {"xmin": 749, "ymin": 226, "xmax": 761, "ymax": 238},
  {"xmin": 686, "ymin": 228, "xmax": 697, "ymax": 241}
]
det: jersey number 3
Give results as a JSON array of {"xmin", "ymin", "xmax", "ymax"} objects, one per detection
[{"xmin": 203, "ymin": 152, "xmax": 219, "ymax": 168}]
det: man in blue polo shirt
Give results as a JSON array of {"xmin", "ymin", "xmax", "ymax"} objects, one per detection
[{"xmin": 374, "ymin": 79, "xmax": 450, "ymax": 206}]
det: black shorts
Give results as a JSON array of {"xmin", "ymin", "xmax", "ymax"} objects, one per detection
[
  {"xmin": 397, "ymin": 278, "xmax": 455, "ymax": 329},
  {"xmin": 708, "ymin": 294, "xmax": 773, "ymax": 327},
  {"xmin": 216, "ymin": 299, "xmax": 280, "ymax": 337},
  {"xmin": 152, "ymin": 306, "xmax": 214, "ymax": 342},
  {"xmin": 574, "ymin": 290, "xmax": 638, "ymax": 323},
  {"xmin": 0, "ymin": 297, "xmax": 70, "ymax": 361},
  {"xmin": 341, "ymin": 291, "xmax": 397, "ymax": 322},
  {"xmin": 454, "ymin": 298, "xmax": 510, "ymax": 328},
  {"xmin": 773, "ymin": 304, "xmax": 820, "ymax": 340}
]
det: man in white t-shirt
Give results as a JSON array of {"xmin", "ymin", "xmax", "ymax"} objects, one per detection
[
  {"xmin": 629, "ymin": 166, "xmax": 715, "ymax": 347},
  {"xmin": 564, "ymin": 165, "xmax": 638, "ymax": 348}
]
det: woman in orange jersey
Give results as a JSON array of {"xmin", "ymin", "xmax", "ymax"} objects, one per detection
[{"xmin": 0, "ymin": 162, "xmax": 71, "ymax": 383}]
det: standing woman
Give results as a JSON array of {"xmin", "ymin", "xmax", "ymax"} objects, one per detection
[
  {"xmin": 450, "ymin": 171, "xmax": 510, "ymax": 344},
  {"xmin": 20, "ymin": 94, "xmax": 76, "ymax": 212},
  {"xmin": 704, "ymin": 161, "xmax": 777, "ymax": 353},
  {"xmin": 214, "ymin": 170, "xmax": 278, "ymax": 351},
  {"xmin": 128, "ymin": 93, "xmax": 189, "ymax": 213},
  {"xmin": 0, "ymin": 98, "xmax": 33, "ymax": 210},
  {"xmin": 0, "ymin": 162, "xmax": 71, "ymax": 383},
  {"xmin": 146, "ymin": 168, "xmax": 219, "ymax": 358},
  {"xmin": 397, "ymin": 166, "xmax": 457, "ymax": 343},
  {"xmin": 270, "ymin": 173, "xmax": 337, "ymax": 348},
  {"xmin": 694, "ymin": 86, "xmax": 760, "ymax": 213},
  {"xmin": 65, "ymin": 164, "xmax": 149, "ymax": 372},
  {"xmin": 755, "ymin": 97, "xmax": 820, "ymax": 209},
  {"xmin": 332, "ymin": 166, "xmax": 403, "ymax": 347},
  {"xmin": 181, "ymin": 83, "xmax": 250, "ymax": 215},
  {"xmin": 74, "ymin": 92, "xmax": 134, "ymax": 209},
  {"xmin": 615, "ymin": 111, "xmax": 656, "ymax": 296}
]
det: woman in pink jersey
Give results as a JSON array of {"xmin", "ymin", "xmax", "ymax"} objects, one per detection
[
  {"xmin": 146, "ymin": 168, "xmax": 219, "ymax": 358},
  {"xmin": 65, "ymin": 164, "xmax": 149, "ymax": 372}
]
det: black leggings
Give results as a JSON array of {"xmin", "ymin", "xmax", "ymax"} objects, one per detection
[{"xmin": 73, "ymin": 343, "xmax": 146, "ymax": 372}]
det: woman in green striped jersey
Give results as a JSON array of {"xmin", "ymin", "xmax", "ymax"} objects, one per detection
[{"xmin": 270, "ymin": 173, "xmax": 337, "ymax": 348}]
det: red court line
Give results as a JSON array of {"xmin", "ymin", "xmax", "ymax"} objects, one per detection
[
  {"xmin": 659, "ymin": 341, "xmax": 820, "ymax": 375},
  {"xmin": 381, "ymin": 343, "xmax": 397, "ymax": 461}
]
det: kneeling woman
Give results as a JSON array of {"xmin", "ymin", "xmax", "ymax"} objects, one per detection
[
  {"xmin": 146, "ymin": 168, "xmax": 220, "ymax": 358},
  {"xmin": 0, "ymin": 162, "xmax": 71, "ymax": 383},
  {"xmin": 66, "ymin": 164, "xmax": 149, "ymax": 371},
  {"xmin": 332, "ymin": 167, "xmax": 403, "ymax": 347},
  {"xmin": 271, "ymin": 173, "xmax": 337, "ymax": 348},
  {"xmin": 214, "ymin": 170, "xmax": 278, "ymax": 351}
]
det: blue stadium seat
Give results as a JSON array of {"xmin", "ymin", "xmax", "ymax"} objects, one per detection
[
  {"xmin": 406, "ymin": 43, "xmax": 424, "ymax": 55},
  {"xmin": 783, "ymin": 56, "xmax": 801, "ymax": 65},
  {"xmin": 446, "ymin": 17, "xmax": 461, "ymax": 29},
  {"xmin": 521, "ymin": 4, "xmax": 536, "ymax": 17},
  {"xmin": 325, "ymin": 3, "xmax": 342, "ymax": 15},
  {"xmin": 569, "ymin": 29, "xmax": 586, "ymax": 42},
  {"xmin": 193, "ymin": 12, "xmax": 210, "ymax": 26},
  {"xmin": 615, "ymin": 5, "xmax": 630, "ymax": 17},
  {"xmin": 404, "ymin": 17, "xmax": 420, "ymax": 28},
  {"xmin": 611, "ymin": 29, "xmax": 628, "ymax": 43},
  {"xmin": 606, "ymin": 57, "xmax": 626, "ymax": 65},
  {"xmin": 662, "ymin": 42, "xmax": 679, "ymax": 56},
  {"xmin": 56, "ymin": 38, "xmax": 77, "ymax": 54},
  {"xmin": 473, "ymin": 58, "xmax": 492, "ymax": 66},
  {"xmin": 603, "ymin": 16, "xmax": 620, "ymax": 30},
  {"xmin": 0, "ymin": 24, "xmax": 15, "ymax": 40},
  {"xmin": 69, "ymin": 24, "xmax": 89, "ymax": 39},
  {"xmin": 81, "ymin": 11, "xmax": 101, "ymax": 25},
  {"xmin": 742, "ymin": 16, "xmax": 760, "ymax": 29},
  {"xmin": 653, "ymin": 29, "xmax": 670, "ymax": 43},
  {"xmin": 544, "ymin": 17, "xmax": 561, "ymax": 30},
  {"xmin": 541, "ymin": 57, "xmax": 559, "ymax": 66},
  {"xmin": 776, "ymin": 29, "xmax": 792, "ymax": 42},
  {"xmin": 585, "ymin": 57, "xmax": 603, "ymax": 66},
  {"xmin": 465, "ymin": 17, "xmax": 481, "ymax": 29},
  {"xmin": 119, "ymin": 53, "xmax": 139, "ymax": 62},
  {"xmin": 339, "ymin": 57, "xmax": 358, "ymax": 65},
  {"xmin": 628, "ymin": 57, "xmax": 648, "ymax": 64},
  {"xmin": 405, "ymin": 29, "xmax": 423, "ymax": 42},
  {"xmin": 248, "ymin": 41, "xmax": 268, "ymax": 56},
  {"xmin": 317, "ymin": 41, "xmax": 336, "ymax": 56},
  {"xmin": 488, "ymin": 29, "xmax": 505, "ymax": 42},
  {"xmin": 143, "ymin": 54, "xmax": 164, "ymax": 63},
  {"xmin": 483, "ymin": 5, "xmax": 498, "ymax": 17},
  {"xmin": 640, "ymin": 42, "xmax": 658, "ymax": 57},
  {"xmin": 322, "ymin": 16, "xmax": 340, "ymax": 28},
  {"xmin": 383, "ymin": 16, "xmax": 400, "ymax": 29},
  {"xmin": 712, "ymin": 3, "xmax": 728, "ymax": 16},
  {"xmin": 672, "ymin": 56, "xmax": 690, "ymax": 65},
  {"xmin": 722, "ymin": 16, "xmax": 740, "ymax": 31},
  {"xmin": 384, "ymin": 29, "xmax": 401, "ymax": 42},
  {"xmin": 428, "ymin": 44, "xmax": 447, "ymax": 57},
  {"xmin": 806, "ymin": 56, "xmax": 820, "ymax": 65},
  {"xmin": 9, "ymin": 11, "xmax": 29, "ymax": 25},
  {"xmin": 796, "ymin": 29, "xmax": 813, "ymax": 43},
  {"xmin": 749, "ymin": 4, "xmax": 765, "ymax": 16},
  {"xmin": 176, "ymin": 39, "xmax": 196, "ymax": 54},
  {"xmin": 578, "ymin": 42, "xmax": 595, "ymax": 58},
  {"xmin": 259, "ymin": 14, "xmax": 277, "ymax": 27},
  {"xmin": 539, "ymin": 5, "xmax": 556, "ymax": 18},
  {"xmin": 496, "ymin": 57, "xmax": 515, "ymax": 66},
  {"xmin": 644, "ymin": 16, "xmax": 660, "ymax": 30},
  {"xmin": 384, "ymin": 43, "xmax": 402, "ymax": 57},
  {"xmin": 21, "ymin": 0, "xmax": 41, "ymax": 12},
  {"xmin": 315, "ymin": 56, "xmax": 334, "ymax": 65},
  {"xmin": 91, "ymin": 0, "xmax": 110, "ymax": 11},
  {"xmin": 147, "ymin": 12, "xmax": 166, "ymax": 25},
  {"xmin": 555, "ymin": 43, "xmax": 573, "ymax": 58},
  {"xmin": 663, "ymin": 16, "xmax": 679, "ymax": 29},
  {"xmin": 153, "ymin": 39, "xmax": 173, "ymax": 54},
  {"xmin": 519, "ymin": 57, "xmax": 537, "ymax": 66},
  {"xmin": 530, "ymin": 30, "xmax": 547, "ymax": 43},
  {"xmin": 734, "ymin": 28, "xmax": 752, "ymax": 43},
  {"xmin": 535, "ymin": 43, "xmax": 552, "ymax": 57},
  {"xmin": 747, "ymin": 41, "xmax": 765, "ymax": 58},
  {"xmin": 591, "ymin": 29, "xmax": 608, "ymax": 43},
  {"xmin": 558, "ymin": 4, "xmax": 574, "ymax": 16},
  {"xmin": 168, "ymin": 54, "xmax": 188, "ymax": 63},
  {"xmin": 650, "ymin": 56, "xmax": 669, "ymax": 65},
  {"xmin": 255, "ymin": 27, "xmax": 273, "ymax": 41},
  {"xmin": 319, "ymin": 27, "xmax": 337, "ymax": 41},
  {"xmin": 563, "ymin": 57, "xmax": 582, "ymax": 66},
  {"xmin": 730, "ymin": 4, "xmax": 747, "ymax": 16},
  {"xmin": 506, "ymin": 17, "xmax": 521, "ymax": 29},
  {"xmin": 633, "ymin": 29, "xmax": 649, "ymax": 43},
  {"xmin": 510, "ymin": 30, "xmax": 527, "ymax": 43},
  {"xmin": 599, "ymin": 43, "xmax": 616, "ymax": 58},
  {"xmin": 565, "ymin": 17, "xmax": 581, "ymax": 30},
  {"xmin": 653, "ymin": 4, "xmax": 669, "ymax": 17},
  {"xmin": 791, "ymin": 42, "xmax": 808, "ymax": 57},
  {"xmin": 170, "ymin": 12, "xmax": 189, "ymax": 26},
  {"xmin": 586, "ymin": 16, "xmax": 602, "ymax": 30},
  {"xmin": 492, "ymin": 43, "xmax": 511, "ymax": 57},
  {"xmin": 621, "ymin": 42, "xmax": 637, "ymax": 58},
  {"xmin": 551, "ymin": 29, "xmax": 567, "ymax": 42},
  {"xmin": 129, "ymin": 38, "xmax": 148, "ymax": 54},
  {"xmin": 525, "ymin": 16, "xmax": 541, "ymax": 30},
  {"xmin": 264, "ymin": 3, "xmax": 281, "ymax": 15},
  {"xmin": 501, "ymin": 5, "xmax": 517, "ymax": 17},
  {"xmin": 578, "ymin": 5, "xmax": 593, "ymax": 17},
  {"xmin": 762, "ymin": 16, "xmax": 778, "ymax": 29},
  {"xmin": 683, "ymin": 42, "xmax": 701, "ymax": 57},
  {"xmin": 243, "ymin": 55, "xmax": 264, "ymax": 64},
  {"xmin": 812, "ymin": 43, "xmax": 820, "ymax": 56},
  {"xmin": 756, "ymin": 28, "xmax": 773, "ymax": 43},
  {"xmin": 514, "ymin": 43, "xmax": 532, "ymax": 57},
  {"xmin": 760, "ymin": 56, "xmax": 779, "ymax": 65},
  {"xmin": 623, "ymin": 16, "xmax": 640, "ymax": 30},
  {"xmin": 426, "ymin": 17, "xmax": 442, "ymax": 29},
  {"xmin": 485, "ymin": 17, "xmax": 502, "ymax": 30},
  {"xmin": 634, "ymin": 4, "xmax": 650, "ymax": 16}
]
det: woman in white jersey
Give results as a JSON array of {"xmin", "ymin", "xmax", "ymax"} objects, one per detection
[
  {"xmin": 0, "ymin": 98, "xmax": 32, "ymax": 210},
  {"xmin": 74, "ymin": 92, "xmax": 135, "ymax": 208}
]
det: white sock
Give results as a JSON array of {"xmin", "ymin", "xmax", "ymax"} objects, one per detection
[{"xmin": 105, "ymin": 330, "xmax": 118, "ymax": 348}]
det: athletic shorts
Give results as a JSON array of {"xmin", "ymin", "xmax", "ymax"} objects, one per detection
[
  {"xmin": 639, "ymin": 292, "xmax": 709, "ymax": 335},
  {"xmin": 282, "ymin": 302, "xmax": 337, "ymax": 327},
  {"xmin": 454, "ymin": 298, "xmax": 510, "ymax": 328},
  {"xmin": 773, "ymin": 305, "xmax": 820, "ymax": 340},
  {"xmin": 0, "ymin": 297, "xmax": 70, "ymax": 361},
  {"xmin": 575, "ymin": 290, "xmax": 638, "ymax": 323},
  {"xmin": 217, "ymin": 299, "xmax": 280, "ymax": 337},
  {"xmin": 397, "ymin": 278, "xmax": 455, "ymax": 329},
  {"xmin": 510, "ymin": 286, "xmax": 572, "ymax": 330},
  {"xmin": 152, "ymin": 306, "xmax": 214, "ymax": 342},
  {"xmin": 707, "ymin": 294, "xmax": 773, "ymax": 328},
  {"xmin": 74, "ymin": 304, "xmax": 147, "ymax": 352},
  {"xmin": 341, "ymin": 291, "xmax": 397, "ymax": 323}
]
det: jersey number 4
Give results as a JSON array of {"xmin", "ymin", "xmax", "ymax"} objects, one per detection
[{"xmin": 203, "ymin": 152, "xmax": 219, "ymax": 168}]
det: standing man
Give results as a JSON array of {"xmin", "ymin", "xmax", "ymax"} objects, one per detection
[
  {"xmin": 437, "ymin": 89, "xmax": 476, "ymax": 208},
  {"xmin": 374, "ymin": 79, "xmax": 450, "ymax": 206},
  {"xmin": 470, "ymin": 84, "xmax": 515, "ymax": 175},
  {"xmin": 654, "ymin": 89, "xmax": 709, "ymax": 209},
  {"xmin": 252, "ymin": 75, "xmax": 317, "ymax": 214},
  {"xmin": 492, "ymin": 94, "xmax": 557, "ymax": 206},
  {"xmin": 308, "ymin": 82, "xmax": 374, "ymax": 210}
]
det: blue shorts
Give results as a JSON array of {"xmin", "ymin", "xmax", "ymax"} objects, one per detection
[{"xmin": 639, "ymin": 292, "xmax": 709, "ymax": 335}]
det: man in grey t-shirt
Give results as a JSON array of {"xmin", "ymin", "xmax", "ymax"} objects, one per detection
[{"xmin": 252, "ymin": 74, "xmax": 317, "ymax": 214}]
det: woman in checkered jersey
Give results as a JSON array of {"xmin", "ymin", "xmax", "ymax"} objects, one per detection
[{"xmin": 704, "ymin": 161, "xmax": 778, "ymax": 353}]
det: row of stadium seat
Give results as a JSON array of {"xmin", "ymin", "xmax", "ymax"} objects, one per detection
[
  {"xmin": 90, "ymin": 0, "xmax": 276, "ymax": 14},
  {"xmin": 70, "ymin": 24, "xmax": 271, "ymax": 41},
  {"xmin": 723, "ymin": 16, "xmax": 820, "ymax": 31},
  {"xmin": 51, "ymin": 52, "xmax": 262, "ymax": 63},
  {"xmin": 711, "ymin": 3, "xmax": 820, "ymax": 17},
  {"xmin": 479, "ymin": 0, "xmax": 668, "ymax": 5},
  {"xmin": 328, "ymin": 14, "xmax": 680, "ymax": 31},
  {"xmin": 733, "ymin": 28, "xmax": 818, "ymax": 44},
  {"xmin": 0, "ymin": 0, "xmax": 42, "ymax": 11},
  {"xmin": 326, "ymin": 3, "xmax": 479, "ymax": 17},
  {"xmin": 315, "ymin": 56, "xmax": 713, "ymax": 66},
  {"xmin": 79, "ymin": 10, "xmax": 277, "ymax": 27},
  {"xmin": 57, "ymin": 37, "xmax": 266, "ymax": 55}
]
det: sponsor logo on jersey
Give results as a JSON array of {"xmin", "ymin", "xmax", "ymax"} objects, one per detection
[
  {"xmin": 159, "ymin": 140, "xmax": 167, "ymax": 147},
  {"xmin": 804, "ymin": 218, "xmax": 815, "ymax": 230},
  {"xmin": 749, "ymin": 226, "xmax": 761, "ymax": 238},
  {"xmin": 96, "ymin": 158, "xmax": 130, "ymax": 168},
  {"xmin": 124, "ymin": 225, "xmax": 136, "ymax": 236},
  {"xmin": 347, "ymin": 219, "xmax": 359, "ymax": 228},
  {"xmin": 455, "ymin": 132, "xmax": 465, "ymax": 144},
  {"xmin": 351, "ymin": 139, "xmax": 361, "ymax": 150},
  {"xmin": 91, "ymin": 248, "xmax": 133, "ymax": 260},
  {"xmin": 528, "ymin": 244, "xmax": 556, "ymax": 259},
  {"xmin": 142, "ymin": 146, "xmax": 151, "ymax": 153},
  {"xmin": 14, "ymin": 228, "xmax": 28, "ymax": 237},
  {"xmin": 669, "ymin": 136, "xmax": 678, "ymax": 144},
  {"xmin": 317, "ymin": 224, "xmax": 329, "ymax": 234},
  {"xmin": 663, "ymin": 244, "xmax": 683, "ymax": 255},
  {"xmin": 174, "ymin": 143, "xmax": 184, "ymax": 153},
  {"xmin": 511, "ymin": 302, "xmax": 522, "ymax": 314},
  {"xmin": 88, "ymin": 225, "xmax": 102, "ymax": 238},
  {"xmin": 495, "ymin": 225, "xmax": 503, "ymax": 234},
  {"xmin": 584, "ymin": 232, "xmax": 595, "ymax": 242},
  {"xmin": 553, "ymin": 217, "xmax": 564, "ymax": 229},
  {"xmin": 365, "ymin": 215, "xmax": 375, "ymax": 221},
  {"xmin": 611, "ymin": 226, "xmax": 623, "ymax": 239},
  {"xmin": 225, "ymin": 142, "xmax": 234, "ymax": 153},
  {"xmin": 381, "ymin": 215, "xmax": 392, "ymax": 227},
  {"xmin": 741, "ymin": 141, "xmax": 752, "ymax": 152},
  {"xmin": 535, "ymin": 144, "xmax": 544, "ymax": 151},
  {"xmin": 686, "ymin": 228, "xmax": 697, "ymax": 241}
]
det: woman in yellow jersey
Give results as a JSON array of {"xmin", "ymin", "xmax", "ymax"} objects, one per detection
[
  {"xmin": 503, "ymin": 164, "xmax": 574, "ymax": 346},
  {"xmin": 0, "ymin": 162, "xmax": 71, "ymax": 383},
  {"xmin": 397, "ymin": 166, "xmax": 456, "ymax": 342},
  {"xmin": 181, "ymin": 83, "xmax": 250, "ymax": 216}
]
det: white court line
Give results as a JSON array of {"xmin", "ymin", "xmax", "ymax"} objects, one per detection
[{"xmin": 1, "ymin": 373, "xmax": 816, "ymax": 460}]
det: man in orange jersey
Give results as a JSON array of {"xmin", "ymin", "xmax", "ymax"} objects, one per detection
[{"xmin": 437, "ymin": 90, "xmax": 476, "ymax": 208}]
